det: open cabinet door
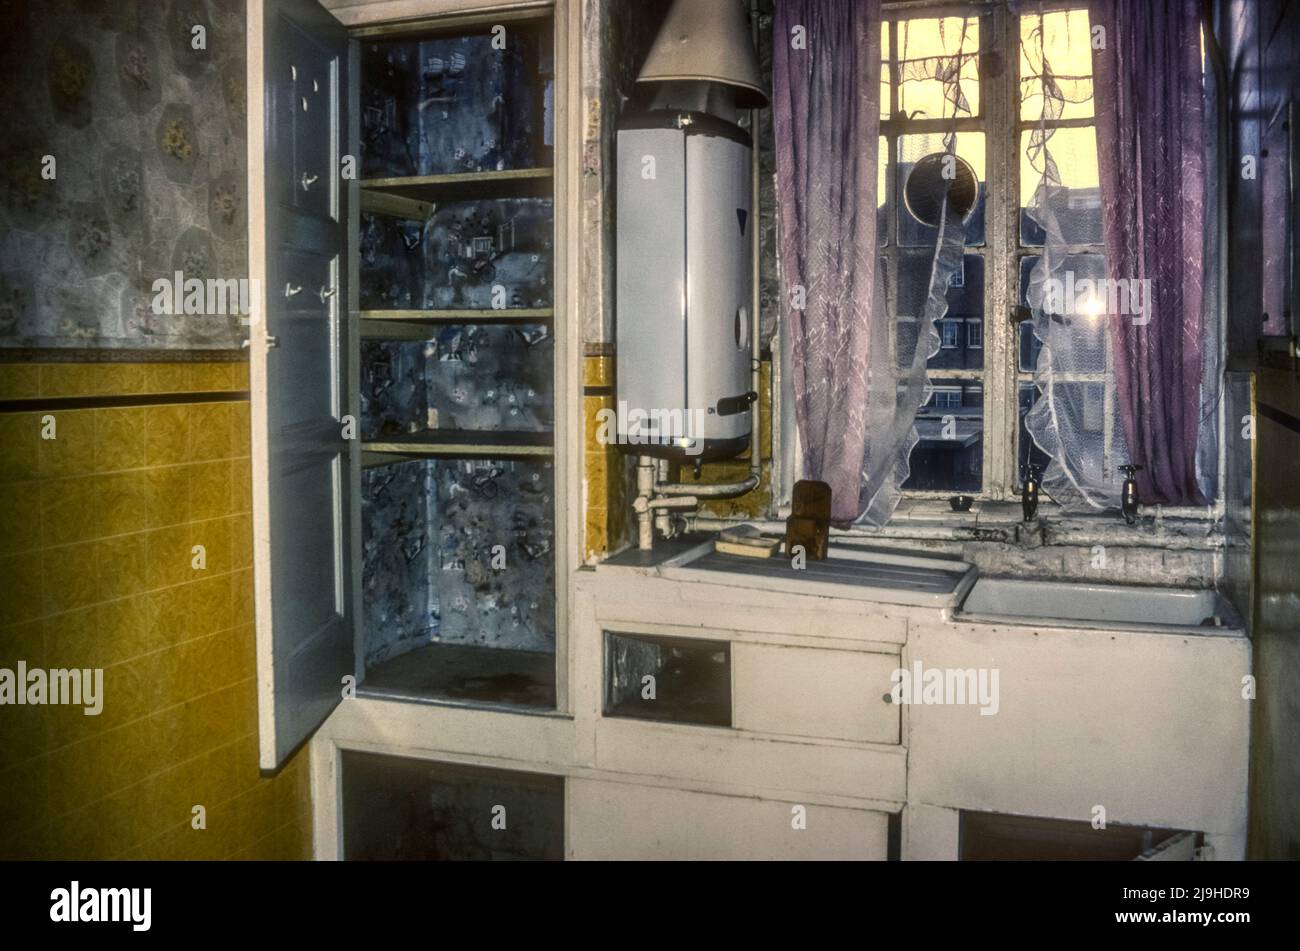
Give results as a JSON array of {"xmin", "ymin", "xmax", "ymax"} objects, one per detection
[{"xmin": 247, "ymin": 0, "xmax": 354, "ymax": 771}]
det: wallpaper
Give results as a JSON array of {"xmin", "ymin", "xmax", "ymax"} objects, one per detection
[{"xmin": 0, "ymin": 0, "xmax": 248, "ymax": 350}]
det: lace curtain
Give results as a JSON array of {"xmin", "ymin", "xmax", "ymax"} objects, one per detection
[
  {"xmin": 1021, "ymin": 1, "xmax": 1217, "ymax": 509},
  {"xmin": 773, "ymin": 0, "xmax": 972, "ymax": 525}
]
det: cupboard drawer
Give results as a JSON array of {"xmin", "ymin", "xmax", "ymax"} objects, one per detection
[
  {"xmin": 568, "ymin": 779, "xmax": 890, "ymax": 860},
  {"xmin": 732, "ymin": 643, "xmax": 899, "ymax": 744}
]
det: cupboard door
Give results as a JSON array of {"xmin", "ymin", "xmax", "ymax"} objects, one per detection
[{"xmin": 248, "ymin": 0, "xmax": 354, "ymax": 770}]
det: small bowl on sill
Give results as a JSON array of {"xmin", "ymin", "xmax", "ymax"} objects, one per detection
[{"xmin": 949, "ymin": 494, "xmax": 975, "ymax": 513}]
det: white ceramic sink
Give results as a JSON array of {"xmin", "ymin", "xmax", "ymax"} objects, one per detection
[{"xmin": 957, "ymin": 577, "xmax": 1245, "ymax": 634}]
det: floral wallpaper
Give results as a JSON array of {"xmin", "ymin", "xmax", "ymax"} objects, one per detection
[{"xmin": 0, "ymin": 0, "xmax": 247, "ymax": 350}]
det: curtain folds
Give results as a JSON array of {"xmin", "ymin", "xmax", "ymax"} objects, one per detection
[
  {"xmin": 772, "ymin": 0, "xmax": 883, "ymax": 523},
  {"xmin": 1090, "ymin": 0, "xmax": 1209, "ymax": 506}
]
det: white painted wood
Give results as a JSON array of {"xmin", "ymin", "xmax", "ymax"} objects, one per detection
[
  {"xmin": 902, "ymin": 803, "xmax": 961, "ymax": 860},
  {"xmin": 580, "ymin": 571, "xmax": 911, "ymax": 647},
  {"xmin": 731, "ymin": 642, "xmax": 900, "ymax": 744},
  {"xmin": 321, "ymin": 0, "xmax": 550, "ymax": 28},
  {"xmin": 904, "ymin": 617, "xmax": 1251, "ymax": 840},
  {"xmin": 568, "ymin": 778, "xmax": 890, "ymax": 860},
  {"xmin": 593, "ymin": 717, "xmax": 907, "ymax": 804},
  {"xmin": 249, "ymin": 0, "xmax": 357, "ymax": 771}
]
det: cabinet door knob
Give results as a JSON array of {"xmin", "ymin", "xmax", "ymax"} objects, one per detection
[{"xmin": 265, "ymin": 335, "xmax": 280, "ymax": 349}]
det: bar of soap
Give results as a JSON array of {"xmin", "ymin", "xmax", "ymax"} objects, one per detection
[{"xmin": 716, "ymin": 524, "xmax": 781, "ymax": 558}]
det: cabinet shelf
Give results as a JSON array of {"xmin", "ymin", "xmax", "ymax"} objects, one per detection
[
  {"xmin": 362, "ymin": 430, "xmax": 554, "ymax": 465},
  {"xmin": 360, "ymin": 168, "xmax": 553, "ymax": 218},
  {"xmin": 359, "ymin": 309, "xmax": 552, "ymax": 338}
]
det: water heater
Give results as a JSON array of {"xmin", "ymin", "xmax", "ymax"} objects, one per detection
[
  {"xmin": 616, "ymin": 113, "xmax": 755, "ymax": 460},
  {"xmin": 614, "ymin": 0, "xmax": 767, "ymax": 463}
]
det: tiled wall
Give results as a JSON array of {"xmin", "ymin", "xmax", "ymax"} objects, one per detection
[
  {"xmin": 581, "ymin": 353, "xmax": 774, "ymax": 561},
  {"xmin": 0, "ymin": 360, "xmax": 311, "ymax": 860}
]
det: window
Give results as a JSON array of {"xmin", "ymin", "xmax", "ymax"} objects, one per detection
[
  {"xmin": 872, "ymin": 3, "xmax": 1100, "ymax": 499},
  {"xmin": 934, "ymin": 387, "xmax": 963, "ymax": 410}
]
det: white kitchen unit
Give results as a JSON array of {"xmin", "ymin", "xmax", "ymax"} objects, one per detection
[
  {"xmin": 250, "ymin": 0, "xmax": 1251, "ymax": 861},
  {"xmin": 247, "ymin": 0, "xmax": 582, "ymax": 771}
]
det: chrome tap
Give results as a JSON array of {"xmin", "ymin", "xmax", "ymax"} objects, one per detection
[
  {"xmin": 1119, "ymin": 464, "xmax": 1143, "ymax": 525},
  {"xmin": 1022, "ymin": 464, "xmax": 1041, "ymax": 522}
]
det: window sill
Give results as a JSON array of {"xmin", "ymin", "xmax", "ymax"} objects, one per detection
[{"xmin": 735, "ymin": 498, "xmax": 1226, "ymax": 550}]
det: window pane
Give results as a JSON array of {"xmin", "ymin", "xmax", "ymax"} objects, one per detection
[
  {"xmin": 895, "ymin": 16, "xmax": 980, "ymax": 118},
  {"xmin": 1020, "ymin": 126, "xmax": 1100, "ymax": 245},
  {"xmin": 1018, "ymin": 381, "xmax": 1111, "ymax": 489},
  {"xmin": 904, "ymin": 382, "xmax": 983, "ymax": 492},
  {"xmin": 1017, "ymin": 252, "xmax": 1110, "ymax": 369},
  {"xmin": 898, "ymin": 254, "xmax": 984, "ymax": 370},
  {"xmin": 878, "ymin": 135, "xmax": 889, "ymax": 246},
  {"xmin": 1017, "ymin": 383, "xmax": 1054, "ymax": 487},
  {"xmin": 881, "ymin": 23, "xmax": 891, "ymax": 120},
  {"xmin": 898, "ymin": 132, "xmax": 986, "ymax": 246},
  {"xmin": 1019, "ymin": 9, "xmax": 1094, "ymax": 121}
]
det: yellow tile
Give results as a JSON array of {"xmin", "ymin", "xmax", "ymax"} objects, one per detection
[
  {"xmin": 190, "ymin": 572, "xmax": 234, "ymax": 636},
  {"xmin": 142, "ymin": 464, "xmax": 191, "ymax": 529},
  {"xmin": 144, "ymin": 524, "xmax": 194, "ymax": 590},
  {"xmin": 139, "ymin": 363, "xmax": 190, "ymax": 395},
  {"xmin": 97, "ymin": 531, "xmax": 150, "ymax": 600},
  {"xmin": 584, "ymin": 506, "xmax": 608, "ymax": 558},
  {"xmin": 0, "ymin": 758, "xmax": 50, "ymax": 833},
  {"xmin": 231, "ymin": 458, "xmax": 252, "ymax": 514},
  {"xmin": 230, "ymin": 401, "xmax": 251, "ymax": 455},
  {"xmin": 37, "ymin": 409, "xmax": 96, "ymax": 478},
  {"xmin": 231, "ymin": 361, "xmax": 250, "ymax": 389},
  {"xmin": 189, "ymin": 403, "xmax": 234, "ymax": 462},
  {"xmin": 0, "ymin": 618, "xmax": 46, "ymax": 668},
  {"xmin": 144, "ymin": 405, "xmax": 190, "ymax": 466},
  {"xmin": 187, "ymin": 363, "xmax": 236, "ymax": 392},
  {"xmin": 38, "ymin": 364, "xmax": 95, "ymax": 398},
  {"xmin": 39, "ymin": 476, "xmax": 98, "ymax": 547},
  {"xmin": 97, "ymin": 471, "xmax": 150, "ymax": 537},
  {"xmin": 41, "ymin": 541, "xmax": 100, "ymax": 616},
  {"xmin": 232, "ymin": 568, "xmax": 254, "ymax": 627},
  {"xmin": 584, "ymin": 394, "xmax": 614, "ymax": 447},
  {"xmin": 147, "ymin": 584, "xmax": 192, "ymax": 648},
  {"xmin": 98, "ymin": 364, "xmax": 146, "ymax": 396},
  {"xmin": 96, "ymin": 592, "xmax": 158, "ymax": 661},
  {"xmin": 584, "ymin": 451, "xmax": 609, "ymax": 510},
  {"xmin": 583, "ymin": 355, "xmax": 614, "ymax": 388},
  {"xmin": 0, "ymin": 413, "xmax": 42, "ymax": 485},
  {"xmin": 190, "ymin": 459, "xmax": 235, "ymax": 522},
  {"xmin": 41, "ymin": 604, "xmax": 103, "ymax": 669},
  {"xmin": 192, "ymin": 517, "xmax": 235, "ymax": 575},
  {"xmin": 230, "ymin": 515, "xmax": 252, "ymax": 570},
  {"xmin": 93, "ymin": 407, "xmax": 148, "ymax": 473},
  {"xmin": 0, "ymin": 482, "xmax": 41, "ymax": 556},
  {"xmin": 0, "ymin": 364, "xmax": 40, "ymax": 399},
  {"xmin": 0, "ymin": 556, "xmax": 45, "ymax": 626}
]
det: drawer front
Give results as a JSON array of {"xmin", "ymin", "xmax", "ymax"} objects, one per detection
[
  {"xmin": 568, "ymin": 779, "xmax": 890, "ymax": 860},
  {"xmin": 732, "ymin": 643, "xmax": 900, "ymax": 744}
]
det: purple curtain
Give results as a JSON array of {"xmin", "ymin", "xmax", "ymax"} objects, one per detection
[
  {"xmin": 1091, "ymin": 0, "xmax": 1207, "ymax": 505},
  {"xmin": 773, "ymin": 0, "xmax": 882, "ymax": 522}
]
